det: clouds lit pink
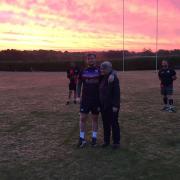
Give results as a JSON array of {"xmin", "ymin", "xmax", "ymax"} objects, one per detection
[{"xmin": 0, "ymin": 0, "xmax": 179, "ymax": 51}]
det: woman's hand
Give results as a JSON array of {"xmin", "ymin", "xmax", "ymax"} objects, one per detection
[
  {"xmin": 112, "ymin": 107, "xmax": 118, "ymax": 112},
  {"xmin": 76, "ymin": 97, "xmax": 80, "ymax": 104}
]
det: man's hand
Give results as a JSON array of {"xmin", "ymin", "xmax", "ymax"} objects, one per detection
[
  {"xmin": 108, "ymin": 74, "xmax": 114, "ymax": 83},
  {"xmin": 112, "ymin": 107, "xmax": 118, "ymax": 112}
]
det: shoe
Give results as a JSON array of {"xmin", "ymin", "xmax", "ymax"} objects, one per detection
[
  {"xmin": 101, "ymin": 143, "xmax": 110, "ymax": 148},
  {"xmin": 161, "ymin": 105, "xmax": 169, "ymax": 111},
  {"xmin": 167, "ymin": 107, "xmax": 176, "ymax": 113},
  {"xmin": 112, "ymin": 143, "xmax": 120, "ymax": 149},
  {"xmin": 91, "ymin": 138, "xmax": 97, "ymax": 147},
  {"xmin": 77, "ymin": 138, "xmax": 86, "ymax": 148},
  {"xmin": 66, "ymin": 101, "xmax": 70, "ymax": 105}
]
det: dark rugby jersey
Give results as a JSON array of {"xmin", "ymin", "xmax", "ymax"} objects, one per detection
[
  {"xmin": 78, "ymin": 67, "xmax": 100, "ymax": 104},
  {"xmin": 158, "ymin": 68, "xmax": 176, "ymax": 86},
  {"xmin": 67, "ymin": 68, "xmax": 79, "ymax": 84}
]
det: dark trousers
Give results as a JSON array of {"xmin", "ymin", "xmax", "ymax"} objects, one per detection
[{"xmin": 101, "ymin": 108, "xmax": 120, "ymax": 144}]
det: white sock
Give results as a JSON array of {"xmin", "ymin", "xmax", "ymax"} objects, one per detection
[
  {"xmin": 80, "ymin": 132, "xmax": 85, "ymax": 139},
  {"xmin": 92, "ymin": 131, "xmax": 97, "ymax": 139}
]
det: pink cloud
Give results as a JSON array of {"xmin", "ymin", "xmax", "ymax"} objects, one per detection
[
  {"xmin": 2, "ymin": 0, "xmax": 18, "ymax": 4},
  {"xmin": 0, "ymin": 11, "xmax": 14, "ymax": 23},
  {"xmin": 0, "ymin": 0, "xmax": 180, "ymax": 51}
]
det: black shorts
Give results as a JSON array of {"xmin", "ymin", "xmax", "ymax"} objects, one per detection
[
  {"xmin": 161, "ymin": 85, "xmax": 173, "ymax": 95},
  {"xmin": 80, "ymin": 102, "xmax": 100, "ymax": 115},
  {"xmin": 69, "ymin": 83, "xmax": 76, "ymax": 91}
]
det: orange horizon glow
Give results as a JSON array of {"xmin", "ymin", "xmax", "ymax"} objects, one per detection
[{"xmin": 0, "ymin": 0, "xmax": 180, "ymax": 52}]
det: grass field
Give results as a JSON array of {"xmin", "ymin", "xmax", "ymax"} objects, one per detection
[{"xmin": 0, "ymin": 71, "xmax": 180, "ymax": 180}]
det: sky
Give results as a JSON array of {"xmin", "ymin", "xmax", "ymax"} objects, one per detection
[{"xmin": 0, "ymin": 0, "xmax": 180, "ymax": 51}]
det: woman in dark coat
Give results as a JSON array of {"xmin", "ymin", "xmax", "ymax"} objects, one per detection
[{"xmin": 99, "ymin": 61, "xmax": 121, "ymax": 149}]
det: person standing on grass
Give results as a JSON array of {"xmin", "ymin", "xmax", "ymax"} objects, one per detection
[
  {"xmin": 158, "ymin": 60, "xmax": 177, "ymax": 112},
  {"xmin": 76, "ymin": 54, "xmax": 115, "ymax": 148},
  {"xmin": 66, "ymin": 62, "xmax": 79, "ymax": 105},
  {"xmin": 99, "ymin": 61, "xmax": 120, "ymax": 149}
]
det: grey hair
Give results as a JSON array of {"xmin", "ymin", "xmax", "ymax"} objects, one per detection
[{"xmin": 100, "ymin": 61, "xmax": 112, "ymax": 72}]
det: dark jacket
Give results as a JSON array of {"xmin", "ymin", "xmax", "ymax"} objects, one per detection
[{"xmin": 99, "ymin": 73, "xmax": 120, "ymax": 110}]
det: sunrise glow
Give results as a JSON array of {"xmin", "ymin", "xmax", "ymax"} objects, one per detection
[{"xmin": 0, "ymin": 0, "xmax": 180, "ymax": 51}]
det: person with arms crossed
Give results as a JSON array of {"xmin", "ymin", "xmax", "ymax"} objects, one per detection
[{"xmin": 158, "ymin": 60, "xmax": 177, "ymax": 112}]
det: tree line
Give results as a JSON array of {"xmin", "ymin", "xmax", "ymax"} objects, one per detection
[{"xmin": 0, "ymin": 49, "xmax": 180, "ymax": 71}]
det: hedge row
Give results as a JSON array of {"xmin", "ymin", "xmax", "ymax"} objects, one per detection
[{"xmin": 0, "ymin": 56, "xmax": 179, "ymax": 71}]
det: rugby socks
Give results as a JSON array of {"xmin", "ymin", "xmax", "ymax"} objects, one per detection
[
  {"xmin": 92, "ymin": 131, "xmax": 97, "ymax": 139},
  {"xmin": 80, "ymin": 131, "xmax": 85, "ymax": 139},
  {"xmin": 169, "ymin": 99, "xmax": 173, "ymax": 106}
]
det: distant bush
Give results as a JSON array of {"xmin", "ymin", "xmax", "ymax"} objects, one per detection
[{"xmin": 0, "ymin": 49, "xmax": 179, "ymax": 71}]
